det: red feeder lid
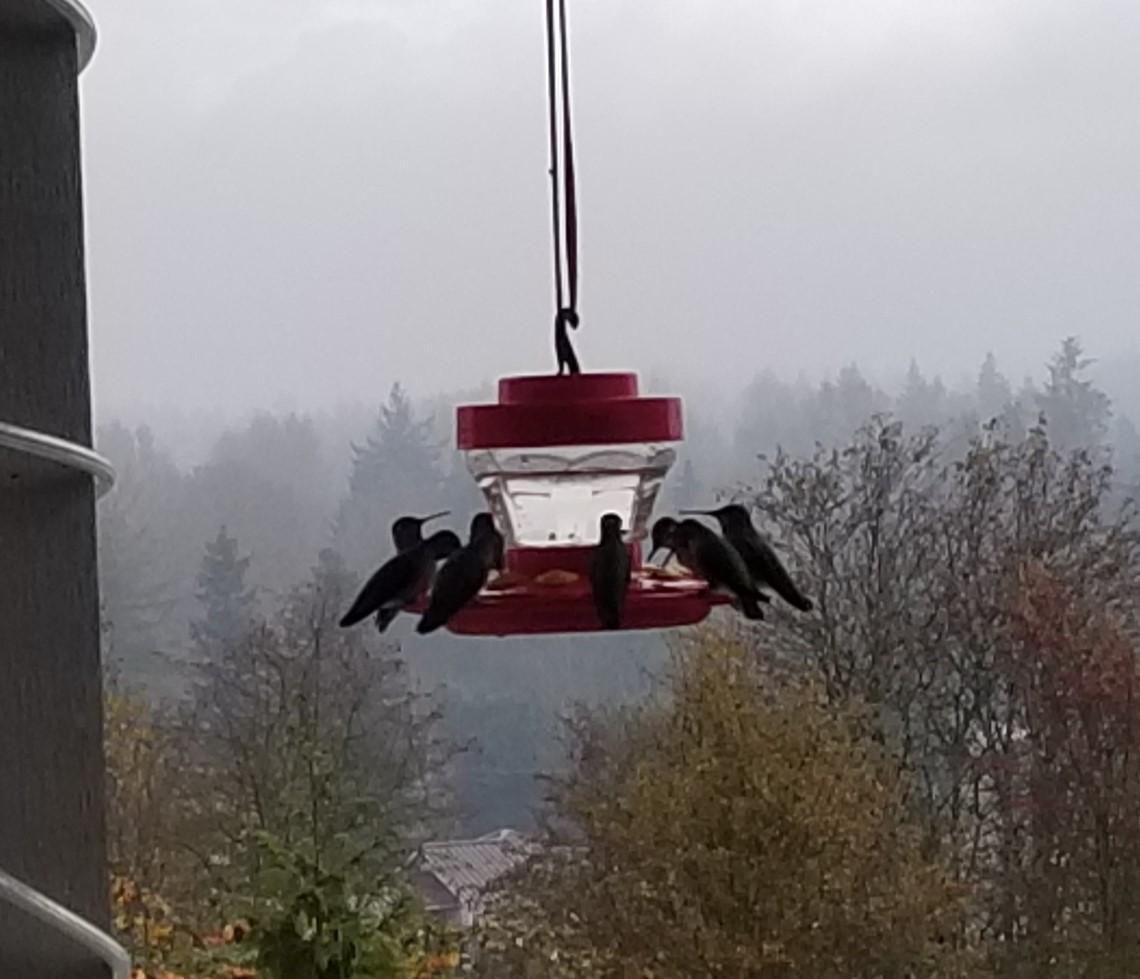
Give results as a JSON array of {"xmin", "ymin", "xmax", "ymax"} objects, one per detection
[{"xmin": 457, "ymin": 372, "xmax": 682, "ymax": 450}]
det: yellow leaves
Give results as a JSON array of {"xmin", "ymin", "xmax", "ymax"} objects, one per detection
[
  {"xmin": 202, "ymin": 918, "xmax": 251, "ymax": 948},
  {"xmin": 221, "ymin": 920, "xmax": 251, "ymax": 944},
  {"xmin": 419, "ymin": 949, "xmax": 461, "ymax": 973},
  {"xmin": 477, "ymin": 634, "xmax": 970, "ymax": 979},
  {"xmin": 111, "ymin": 873, "xmax": 176, "ymax": 946},
  {"xmin": 113, "ymin": 874, "xmax": 141, "ymax": 908}
]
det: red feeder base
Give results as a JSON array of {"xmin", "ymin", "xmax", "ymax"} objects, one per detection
[{"xmin": 411, "ymin": 571, "xmax": 731, "ymax": 637}]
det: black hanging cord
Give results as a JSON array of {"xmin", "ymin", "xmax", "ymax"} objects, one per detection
[{"xmin": 547, "ymin": 0, "xmax": 581, "ymax": 375}]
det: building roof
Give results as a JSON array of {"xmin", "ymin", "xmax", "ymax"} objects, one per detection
[
  {"xmin": 411, "ymin": 829, "xmax": 530, "ymax": 902},
  {"xmin": 406, "ymin": 868, "xmax": 462, "ymax": 914}
]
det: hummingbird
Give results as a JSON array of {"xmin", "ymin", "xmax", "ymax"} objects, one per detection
[
  {"xmin": 653, "ymin": 517, "xmax": 766, "ymax": 620},
  {"xmin": 416, "ymin": 514, "xmax": 502, "ymax": 634},
  {"xmin": 390, "ymin": 511, "xmax": 450, "ymax": 552},
  {"xmin": 682, "ymin": 504, "xmax": 813, "ymax": 612},
  {"xmin": 468, "ymin": 511, "xmax": 505, "ymax": 572},
  {"xmin": 339, "ymin": 529, "xmax": 462, "ymax": 632},
  {"xmin": 591, "ymin": 513, "xmax": 632, "ymax": 629}
]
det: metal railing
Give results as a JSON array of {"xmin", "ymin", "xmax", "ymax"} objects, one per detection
[
  {"xmin": 43, "ymin": 0, "xmax": 98, "ymax": 70},
  {"xmin": 0, "ymin": 420, "xmax": 121, "ymax": 972},
  {"xmin": 0, "ymin": 867, "xmax": 129, "ymax": 979},
  {"xmin": 0, "ymin": 421, "xmax": 116, "ymax": 498}
]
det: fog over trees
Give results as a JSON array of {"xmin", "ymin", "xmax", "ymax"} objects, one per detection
[
  {"xmin": 97, "ymin": 338, "xmax": 1140, "ymax": 836},
  {"xmin": 92, "ymin": 336, "xmax": 1140, "ymax": 975}
]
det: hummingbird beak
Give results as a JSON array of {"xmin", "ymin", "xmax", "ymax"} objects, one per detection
[
  {"xmin": 419, "ymin": 510, "xmax": 450, "ymax": 525},
  {"xmin": 679, "ymin": 509, "xmax": 717, "ymax": 517}
]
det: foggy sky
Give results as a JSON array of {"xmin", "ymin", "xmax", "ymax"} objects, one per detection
[{"xmin": 82, "ymin": 0, "xmax": 1140, "ymax": 419}]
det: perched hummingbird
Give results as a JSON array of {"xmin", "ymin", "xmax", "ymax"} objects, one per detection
[
  {"xmin": 468, "ymin": 512, "xmax": 506, "ymax": 572},
  {"xmin": 591, "ymin": 513, "xmax": 632, "ymax": 629},
  {"xmin": 657, "ymin": 517, "xmax": 766, "ymax": 620},
  {"xmin": 683, "ymin": 504, "xmax": 813, "ymax": 612},
  {"xmin": 339, "ymin": 529, "xmax": 462, "ymax": 632},
  {"xmin": 416, "ymin": 515, "xmax": 502, "ymax": 634},
  {"xmin": 390, "ymin": 511, "xmax": 450, "ymax": 552}
]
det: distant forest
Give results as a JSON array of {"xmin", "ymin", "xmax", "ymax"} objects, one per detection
[{"xmin": 96, "ymin": 338, "xmax": 1140, "ymax": 835}]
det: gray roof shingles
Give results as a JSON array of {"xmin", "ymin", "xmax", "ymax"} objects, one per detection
[{"xmin": 411, "ymin": 829, "xmax": 530, "ymax": 901}]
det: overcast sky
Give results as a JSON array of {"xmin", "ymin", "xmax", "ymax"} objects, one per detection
[{"xmin": 82, "ymin": 0, "xmax": 1140, "ymax": 419}]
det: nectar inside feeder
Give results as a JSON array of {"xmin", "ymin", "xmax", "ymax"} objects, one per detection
[{"xmin": 426, "ymin": 372, "xmax": 730, "ymax": 636}]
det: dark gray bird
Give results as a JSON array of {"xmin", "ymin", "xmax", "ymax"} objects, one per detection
[
  {"xmin": 416, "ymin": 516, "xmax": 502, "ymax": 634},
  {"xmin": 339, "ymin": 530, "xmax": 461, "ymax": 632},
  {"xmin": 655, "ymin": 517, "xmax": 766, "ymax": 620},
  {"xmin": 683, "ymin": 504, "xmax": 813, "ymax": 612},
  {"xmin": 390, "ymin": 511, "xmax": 450, "ymax": 552},
  {"xmin": 591, "ymin": 513, "xmax": 632, "ymax": 629},
  {"xmin": 468, "ymin": 511, "xmax": 506, "ymax": 572}
]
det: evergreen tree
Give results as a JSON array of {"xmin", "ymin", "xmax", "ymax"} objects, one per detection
[
  {"xmin": 333, "ymin": 383, "xmax": 448, "ymax": 574},
  {"xmin": 734, "ymin": 370, "xmax": 811, "ymax": 460},
  {"xmin": 835, "ymin": 364, "xmax": 881, "ymax": 421},
  {"xmin": 96, "ymin": 422, "xmax": 187, "ymax": 689},
  {"xmin": 672, "ymin": 458, "xmax": 701, "ymax": 510},
  {"xmin": 807, "ymin": 365, "xmax": 889, "ymax": 447},
  {"xmin": 976, "ymin": 351, "xmax": 1013, "ymax": 422},
  {"xmin": 1112, "ymin": 415, "xmax": 1140, "ymax": 494},
  {"xmin": 191, "ymin": 526, "xmax": 254, "ymax": 660},
  {"xmin": 1035, "ymin": 336, "xmax": 1112, "ymax": 451},
  {"xmin": 188, "ymin": 411, "xmax": 339, "ymax": 605},
  {"xmin": 895, "ymin": 359, "xmax": 947, "ymax": 429}
]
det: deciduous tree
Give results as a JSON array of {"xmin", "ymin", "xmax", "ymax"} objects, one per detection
[{"xmin": 478, "ymin": 638, "xmax": 975, "ymax": 979}]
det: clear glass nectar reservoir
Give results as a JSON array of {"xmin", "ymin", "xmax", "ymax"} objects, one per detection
[{"xmin": 465, "ymin": 442, "xmax": 676, "ymax": 548}]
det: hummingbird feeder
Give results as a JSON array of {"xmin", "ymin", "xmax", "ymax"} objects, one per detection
[
  {"xmin": 433, "ymin": 373, "xmax": 730, "ymax": 635},
  {"xmin": 414, "ymin": 0, "xmax": 730, "ymax": 635}
]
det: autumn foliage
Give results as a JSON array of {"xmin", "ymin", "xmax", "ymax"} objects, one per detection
[
  {"xmin": 994, "ymin": 562, "xmax": 1140, "ymax": 975},
  {"xmin": 103, "ymin": 551, "xmax": 459, "ymax": 979},
  {"xmin": 478, "ymin": 638, "xmax": 975, "ymax": 979},
  {"xmin": 105, "ymin": 413, "xmax": 1140, "ymax": 978}
]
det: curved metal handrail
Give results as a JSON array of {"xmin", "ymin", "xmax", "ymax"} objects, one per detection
[
  {"xmin": 42, "ymin": 0, "xmax": 98, "ymax": 71},
  {"xmin": 0, "ymin": 867, "xmax": 130, "ymax": 979},
  {"xmin": 0, "ymin": 421, "xmax": 116, "ymax": 498}
]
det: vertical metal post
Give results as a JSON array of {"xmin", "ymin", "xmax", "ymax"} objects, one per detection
[{"xmin": 0, "ymin": 3, "xmax": 117, "ymax": 975}]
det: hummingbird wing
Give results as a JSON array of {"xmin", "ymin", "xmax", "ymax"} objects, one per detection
[
  {"xmin": 736, "ymin": 532, "xmax": 813, "ymax": 612},
  {"xmin": 339, "ymin": 550, "xmax": 428, "ymax": 628},
  {"xmin": 375, "ymin": 604, "xmax": 402, "ymax": 634},
  {"xmin": 590, "ymin": 539, "xmax": 631, "ymax": 629},
  {"xmin": 416, "ymin": 547, "xmax": 489, "ymax": 634},
  {"xmin": 691, "ymin": 527, "xmax": 764, "ymax": 619}
]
